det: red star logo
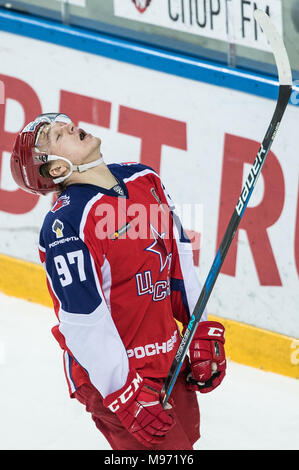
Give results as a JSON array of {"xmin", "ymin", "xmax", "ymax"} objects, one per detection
[
  {"xmin": 145, "ymin": 224, "xmax": 171, "ymax": 273},
  {"xmin": 132, "ymin": 0, "xmax": 152, "ymax": 13}
]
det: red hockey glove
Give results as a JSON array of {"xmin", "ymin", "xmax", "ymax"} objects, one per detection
[
  {"xmin": 103, "ymin": 370, "xmax": 175, "ymax": 447},
  {"xmin": 186, "ymin": 321, "xmax": 226, "ymax": 393}
]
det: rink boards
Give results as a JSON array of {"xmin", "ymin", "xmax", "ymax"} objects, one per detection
[{"xmin": 0, "ymin": 10, "xmax": 298, "ymax": 379}]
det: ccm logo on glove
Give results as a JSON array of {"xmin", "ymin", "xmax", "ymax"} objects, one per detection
[
  {"xmin": 104, "ymin": 370, "xmax": 174, "ymax": 447},
  {"xmin": 187, "ymin": 320, "xmax": 226, "ymax": 394},
  {"xmin": 107, "ymin": 372, "xmax": 143, "ymax": 412},
  {"xmin": 207, "ymin": 326, "xmax": 224, "ymax": 337}
]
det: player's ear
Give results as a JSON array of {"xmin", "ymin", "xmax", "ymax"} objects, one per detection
[{"xmin": 49, "ymin": 163, "xmax": 68, "ymax": 178}]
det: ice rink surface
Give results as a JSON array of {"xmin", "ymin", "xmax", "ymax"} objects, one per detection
[{"xmin": 0, "ymin": 291, "xmax": 298, "ymax": 451}]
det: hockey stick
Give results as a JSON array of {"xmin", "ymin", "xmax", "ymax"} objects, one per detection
[{"xmin": 161, "ymin": 10, "xmax": 292, "ymax": 409}]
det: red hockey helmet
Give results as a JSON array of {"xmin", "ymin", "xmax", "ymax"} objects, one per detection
[{"xmin": 10, "ymin": 113, "xmax": 72, "ymax": 196}]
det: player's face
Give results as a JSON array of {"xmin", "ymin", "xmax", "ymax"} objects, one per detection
[{"xmin": 36, "ymin": 120, "xmax": 101, "ymax": 166}]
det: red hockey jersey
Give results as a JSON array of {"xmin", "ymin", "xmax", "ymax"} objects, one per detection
[{"xmin": 39, "ymin": 163, "xmax": 207, "ymax": 398}]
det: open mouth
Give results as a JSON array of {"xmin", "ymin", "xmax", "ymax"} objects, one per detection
[{"xmin": 79, "ymin": 129, "xmax": 88, "ymax": 141}]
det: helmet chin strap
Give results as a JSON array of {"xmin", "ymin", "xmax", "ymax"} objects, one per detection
[{"xmin": 47, "ymin": 154, "xmax": 104, "ymax": 184}]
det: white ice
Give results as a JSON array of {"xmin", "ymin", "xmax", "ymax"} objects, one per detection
[{"xmin": 0, "ymin": 291, "xmax": 298, "ymax": 450}]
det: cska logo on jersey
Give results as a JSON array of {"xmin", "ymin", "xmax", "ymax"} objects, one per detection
[
  {"xmin": 132, "ymin": 0, "xmax": 151, "ymax": 13},
  {"xmin": 51, "ymin": 195, "xmax": 70, "ymax": 213}
]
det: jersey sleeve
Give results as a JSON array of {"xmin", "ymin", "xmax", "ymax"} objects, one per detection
[
  {"xmin": 39, "ymin": 217, "xmax": 129, "ymax": 398},
  {"xmin": 155, "ymin": 178, "xmax": 208, "ymax": 328}
]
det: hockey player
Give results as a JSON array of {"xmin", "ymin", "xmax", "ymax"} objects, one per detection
[{"xmin": 10, "ymin": 113, "xmax": 227, "ymax": 450}]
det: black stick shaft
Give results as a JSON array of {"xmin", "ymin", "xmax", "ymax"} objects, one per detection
[{"xmin": 162, "ymin": 85, "xmax": 292, "ymax": 408}]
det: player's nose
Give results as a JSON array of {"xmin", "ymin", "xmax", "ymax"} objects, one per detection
[{"xmin": 64, "ymin": 122, "xmax": 76, "ymax": 134}]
